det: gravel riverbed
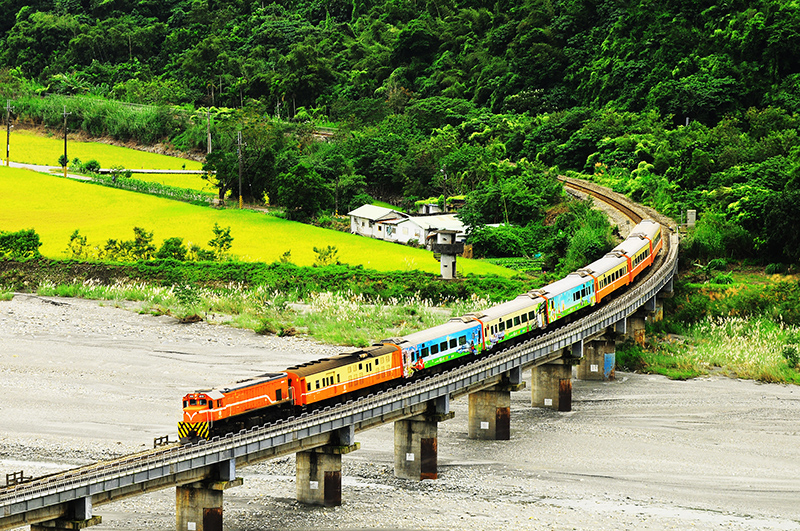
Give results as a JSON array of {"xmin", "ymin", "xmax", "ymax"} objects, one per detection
[{"xmin": 2, "ymin": 294, "xmax": 800, "ymax": 531}]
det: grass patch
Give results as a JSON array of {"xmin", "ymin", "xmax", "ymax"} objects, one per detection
[{"xmin": 0, "ymin": 165, "xmax": 513, "ymax": 276}]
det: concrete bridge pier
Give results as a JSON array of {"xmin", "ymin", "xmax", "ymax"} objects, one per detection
[
  {"xmin": 176, "ymin": 459, "xmax": 242, "ymax": 531},
  {"xmin": 394, "ymin": 396, "xmax": 454, "ymax": 480},
  {"xmin": 296, "ymin": 426, "xmax": 359, "ymax": 507},
  {"xmin": 577, "ymin": 338, "xmax": 616, "ymax": 381},
  {"xmin": 532, "ymin": 351, "xmax": 578, "ymax": 412},
  {"xmin": 31, "ymin": 497, "xmax": 102, "ymax": 530},
  {"xmin": 468, "ymin": 367, "xmax": 526, "ymax": 440}
]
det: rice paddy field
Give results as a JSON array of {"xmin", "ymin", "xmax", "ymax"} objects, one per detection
[
  {"xmin": 9, "ymin": 128, "xmax": 213, "ymax": 193},
  {"xmin": 0, "ymin": 163, "xmax": 511, "ymax": 276}
]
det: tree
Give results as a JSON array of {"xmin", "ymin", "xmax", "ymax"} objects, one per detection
[
  {"xmin": 208, "ymin": 223, "xmax": 233, "ymax": 259},
  {"xmin": 274, "ymin": 161, "xmax": 333, "ymax": 221},
  {"xmin": 202, "ymin": 150, "xmax": 238, "ymax": 201}
]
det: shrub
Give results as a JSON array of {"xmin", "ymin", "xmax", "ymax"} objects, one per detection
[
  {"xmin": 0, "ymin": 228, "xmax": 42, "ymax": 258},
  {"xmin": 82, "ymin": 159, "xmax": 101, "ymax": 173},
  {"xmin": 782, "ymin": 344, "xmax": 800, "ymax": 369},
  {"xmin": 766, "ymin": 263, "xmax": 787, "ymax": 275}
]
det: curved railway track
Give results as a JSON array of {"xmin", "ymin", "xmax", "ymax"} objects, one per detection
[{"xmin": 558, "ymin": 175, "xmax": 644, "ymax": 225}]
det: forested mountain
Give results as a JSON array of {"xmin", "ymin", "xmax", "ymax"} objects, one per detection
[
  {"xmin": 2, "ymin": 0, "xmax": 800, "ymax": 267},
  {"xmin": 3, "ymin": 0, "xmax": 798, "ymax": 118}
]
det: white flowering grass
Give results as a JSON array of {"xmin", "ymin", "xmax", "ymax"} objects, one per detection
[
  {"xmin": 33, "ymin": 280, "xmax": 492, "ymax": 347},
  {"xmin": 683, "ymin": 316, "xmax": 800, "ymax": 383}
]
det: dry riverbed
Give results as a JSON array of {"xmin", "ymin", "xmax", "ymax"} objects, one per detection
[{"xmin": 2, "ymin": 294, "xmax": 800, "ymax": 530}]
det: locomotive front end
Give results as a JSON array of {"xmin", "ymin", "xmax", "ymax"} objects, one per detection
[{"xmin": 178, "ymin": 392, "xmax": 214, "ymax": 443}]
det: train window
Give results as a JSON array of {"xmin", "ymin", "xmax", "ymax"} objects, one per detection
[
  {"xmin": 307, "ymin": 382, "xmax": 311, "ymax": 391},
  {"xmin": 499, "ymin": 321, "xmax": 505, "ymax": 331},
  {"xmin": 375, "ymin": 358, "xmax": 380, "ymax": 365},
  {"xmin": 431, "ymin": 344, "xmax": 439, "ymax": 354},
  {"xmin": 276, "ymin": 389, "xmax": 282, "ymax": 401},
  {"xmin": 217, "ymin": 400, "xmax": 222, "ymax": 408},
  {"xmin": 189, "ymin": 399, "xmax": 196, "ymax": 405},
  {"xmin": 514, "ymin": 316, "xmax": 521, "ymax": 326},
  {"xmin": 440, "ymin": 341, "xmax": 447, "ymax": 352},
  {"xmin": 337, "ymin": 374, "xmax": 341, "ymax": 383},
  {"xmin": 505, "ymin": 319, "xmax": 512, "ymax": 330},
  {"xmin": 183, "ymin": 401, "xmax": 188, "ymax": 408},
  {"xmin": 359, "ymin": 363, "xmax": 363, "ymax": 370},
  {"xmin": 422, "ymin": 347, "xmax": 429, "ymax": 357},
  {"xmin": 459, "ymin": 335, "xmax": 466, "ymax": 345},
  {"xmin": 449, "ymin": 338, "xmax": 457, "ymax": 349},
  {"xmin": 528, "ymin": 311, "xmax": 536, "ymax": 321},
  {"xmin": 316, "ymin": 381, "xmax": 320, "ymax": 389}
]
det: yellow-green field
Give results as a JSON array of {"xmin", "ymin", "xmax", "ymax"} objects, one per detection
[
  {"xmin": 0, "ymin": 165, "xmax": 512, "ymax": 276},
  {"xmin": 10, "ymin": 129, "xmax": 212, "ymax": 193}
]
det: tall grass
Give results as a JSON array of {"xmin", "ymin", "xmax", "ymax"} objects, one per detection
[
  {"xmin": 620, "ymin": 316, "xmax": 800, "ymax": 384},
  {"xmin": 32, "ymin": 280, "xmax": 492, "ymax": 346},
  {"xmin": 687, "ymin": 316, "xmax": 800, "ymax": 383},
  {"xmin": 13, "ymin": 94, "xmax": 182, "ymax": 145}
]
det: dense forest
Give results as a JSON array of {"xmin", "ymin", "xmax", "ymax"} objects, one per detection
[{"xmin": 2, "ymin": 0, "xmax": 799, "ymax": 269}]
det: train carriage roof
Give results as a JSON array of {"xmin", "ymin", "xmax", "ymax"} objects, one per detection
[
  {"xmin": 472, "ymin": 292, "xmax": 546, "ymax": 321},
  {"xmin": 394, "ymin": 318, "xmax": 479, "ymax": 346},
  {"xmin": 581, "ymin": 253, "xmax": 629, "ymax": 277},
  {"xmin": 193, "ymin": 372, "xmax": 286, "ymax": 396},
  {"xmin": 284, "ymin": 344, "xmax": 397, "ymax": 378},
  {"xmin": 537, "ymin": 272, "xmax": 594, "ymax": 299}
]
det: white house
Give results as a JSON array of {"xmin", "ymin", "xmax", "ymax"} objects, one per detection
[
  {"xmin": 348, "ymin": 205, "xmax": 467, "ymax": 245},
  {"xmin": 348, "ymin": 205, "xmax": 407, "ymax": 239},
  {"xmin": 390, "ymin": 214, "xmax": 466, "ymax": 245}
]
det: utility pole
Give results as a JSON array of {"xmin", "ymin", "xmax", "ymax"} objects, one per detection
[
  {"xmin": 62, "ymin": 106, "xmax": 72, "ymax": 178},
  {"xmin": 5, "ymin": 100, "xmax": 13, "ymax": 167},
  {"xmin": 236, "ymin": 131, "xmax": 246, "ymax": 209},
  {"xmin": 206, "ymin": 111, "xmax": 212, "ymax": 155}
]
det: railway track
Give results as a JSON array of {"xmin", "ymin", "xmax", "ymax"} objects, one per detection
[{"xmin": 558, "ymin": 175, "xmax": 644, "ymax": 224}]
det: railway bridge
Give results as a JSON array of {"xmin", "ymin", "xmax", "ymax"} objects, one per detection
[{"xmin": 0, "ymin": 181, "xmax": 679, "ymax": 531}]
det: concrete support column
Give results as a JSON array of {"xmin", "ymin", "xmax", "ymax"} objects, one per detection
[
  {"xmin": 296, "ymin": 442, "xmax": 359, "ymax": 507},
  {"xmin": 532, "ymin": 361, "xmax": 572, "ymax": 412},
  {"xmin": 577, "ymin": 340, "xmax": 616, "ymax": 381},
  {"xmin": 468, "ymin": 388, "xmax": 511, "ymax": 440},
  {"xmin": 468, "ymin": 370, "xmax": 525, "ymax": 440},
  {"xmin": 394, "ymin": 416, "xmax": 439, "ymax": 480},
  {"xmin": 627, "ymin": 313, "xmax": 647, "ymax": 346},
  {"xmin": 176, "ymin": 477, "xmax": 242, "ymax": 531},
  {"xmin": 393, "ymin": 398, "xmax": 454, "ymax": 481}
]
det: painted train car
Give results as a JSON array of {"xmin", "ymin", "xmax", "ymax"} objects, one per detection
[{"xmin": 179, "ymin": 219, "xmax": 664, "ymax": 441}]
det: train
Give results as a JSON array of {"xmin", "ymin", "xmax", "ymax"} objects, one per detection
[{"xmin": 178, "ymin": 219, "xmax": 663, "ymax": 443}]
